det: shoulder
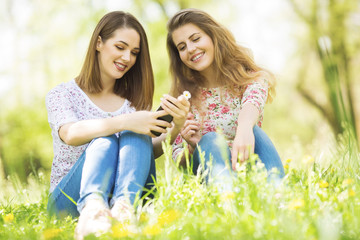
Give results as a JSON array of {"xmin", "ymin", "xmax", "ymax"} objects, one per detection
[
  {"xmin": 252, "ymin": 70, "xmax": 274, "ymax": 87},
  {"xmin": 45, "ymin": 80, "xmax": 77, "ymax": 104}
]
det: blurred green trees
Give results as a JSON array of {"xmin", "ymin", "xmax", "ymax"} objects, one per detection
[
  {"xmin": 0, "ymin": 0, "xmax": 359, "ymax": 183},
  {"xmin": 289, "ymin": 0, "xmax": 359, "ymax": 141}
]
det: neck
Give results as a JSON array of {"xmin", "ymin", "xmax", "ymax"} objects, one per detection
[{"xmin": 199, "ymin": 63, "xmax": 223, "ymax": 88}]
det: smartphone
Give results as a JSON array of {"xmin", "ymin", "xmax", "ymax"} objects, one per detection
[
  {"xmin": 151, "ymin": 101, "xmax": 174, "ymax": 137},
  {"xmin": 151, "ymin": 91, "xmax": 190, "ymax": 137}
]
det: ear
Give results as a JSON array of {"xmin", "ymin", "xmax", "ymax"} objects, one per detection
[{"xmin": 96, "ymin": 36, "xmax": 103, "ymax": 51}]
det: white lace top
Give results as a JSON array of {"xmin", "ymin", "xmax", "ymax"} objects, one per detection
[{"xmin": 45, "ymin": 79, "xmax": 135, "ymax": 192}]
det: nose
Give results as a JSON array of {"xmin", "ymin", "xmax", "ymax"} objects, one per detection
[
  {"xmin": 121, "ymin": 50, "xmax": 131, "ymax": 62},
  {"xmin": 187, "ymin": 42, "xmax": 196, "ymax": 53}
]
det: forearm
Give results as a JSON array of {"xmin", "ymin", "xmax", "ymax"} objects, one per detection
[
  {"xmin": 60, "ymin": 115, "xmax": 128, "ymax": 146},
  {"xmin": 236, "ymin": 103, "xmax": 260, "ymax": 132},
  {"xmin": 152, "ymin": 124, "xmax": 183, "ymax": 159}
]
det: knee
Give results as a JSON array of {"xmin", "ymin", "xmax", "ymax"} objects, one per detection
[
  {"xmin": 199, "ymin": 132, "xmax": 219, "ymax": 144},
  {"xmin": 121, "ymin": 130, "xmax": 152, "ymax": 145},
  {"xmin": 88, "ymin": 135, "xmax": 118, "ymax": 151}
]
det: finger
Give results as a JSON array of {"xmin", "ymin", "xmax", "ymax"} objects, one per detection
[
  {"xmin": 177, "ymin": 95, "xmax": 191, "ymax": 107},
  {"xmin": 187, "ymin": 113, "xmax": 194, "ymax": 120},
  {"xmin": 231, "ymin": 149, "xmax": 238, "ymax": 170},
  {"xmin": 155, "ymin": 120, "xmax": 172, "ymax": 129},
  {"xmin": 243, "ymin": 148, "xmax": 249, "ymax": 161},
  {"xmin": 151, "ymin": 125, "xmax": 168, "ymax": 134},
  {"xmin": 154, "ymin": 109, "xmax": 169, "ymax": 118}
]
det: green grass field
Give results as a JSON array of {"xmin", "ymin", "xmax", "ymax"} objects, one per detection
[{"xmin": 1, "ymin": 136, "xmax": 359, "ymax": 240}]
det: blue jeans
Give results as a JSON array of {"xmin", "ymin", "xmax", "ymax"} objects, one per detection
[
  {"xmin": 47, "ymin": 131, "xmax": 155, "ymax": 218},
  {"xmin": 191, "ymin": 126, "xmax": 284, "ymax": 191}
]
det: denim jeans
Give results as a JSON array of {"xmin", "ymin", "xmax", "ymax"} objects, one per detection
[
  {"xmin": 47, "ymin": 131, "xmax": 155, "ymax": 218},
  {"xmin": 191, "ymin": 126, "xmax": 284, "ymax": 191}
]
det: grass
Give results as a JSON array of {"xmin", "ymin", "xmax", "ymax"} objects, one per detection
[{"xmin": 1, "ymin": 134, "xmax": 359, "ymax": 240}]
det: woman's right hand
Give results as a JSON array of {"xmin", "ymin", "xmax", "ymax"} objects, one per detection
[
  {"xmin": 180, "ymin": 113, "xmax": 201, "ymax": 148},
  {"xmin": 123, "ymin": 110, "xmax": 173, "ymax": 137}
]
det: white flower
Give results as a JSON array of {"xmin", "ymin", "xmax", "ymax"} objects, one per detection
[{"xmin": 183, "ymin": 91, "xmax": 191, "ymax": 100}]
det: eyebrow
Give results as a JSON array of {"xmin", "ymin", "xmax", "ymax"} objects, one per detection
[
  {"xmin": 176, "ymin": 32, "xmax": 200, "ymax": 48},
  {"xmin": 117, "ymin": 40, "xmax": 140, "ymax": 50}
]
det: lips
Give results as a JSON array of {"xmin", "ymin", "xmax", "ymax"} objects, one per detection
[
  {"xmin": 114, "ymin": 62, "xmax": 127, "ymax": 71},
  {"xmin": 190, "ymin": 52, "xmax": 204, "ymax": 62}
]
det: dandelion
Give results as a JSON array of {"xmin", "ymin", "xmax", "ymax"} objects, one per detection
[
  {"xmin": 183, "ymin": 91, "xmax": 191, "ymax": 100},
  {"xmin": 342, "ymin": 178, "xmax": 354, "ymax": 187},
  {"xmin": 111, "ymin": 223, "xmax": 131, "ymax": 238},
  {"xmin": 158, "ymin": 209, "xmax": 181, "ymax": 226},
  {"xmin": 42, "ymin": 228, "xmax": 63, "ymax": 240},
  {"xmin": 139, "ymin": 212, "xmax": 149, "ymax": 223},
  {"xmin": 3, "ymin": 213, "xmax": 14, "ymax": 223},
  {"xmin": 284, "ymin": 164, "xmax": 289, "ymax": 170},
  {"xmin": 220, "ymin": 191, "xmax": 236, "ymax": 202},
  {"xmin": 285, "ymin": 158, "xmax": 292, "ymax": 163},
  {"xmin": 319, "ymin": 180, "xmax": 329, "ymax": 188},
  {"xmin": 348, "ymin": 189, "xmax": 356, "ymax": 197},
  {"xmin": 143, "ymin": 223, "xmax": 162, "ymax": 236},
  {"xmin": 288, "ymin": 199, "xmax": 305, "ymax": 210},
  {"xmin": 302, "ymin": 155, "xmax": 315, "ymax": 165}
]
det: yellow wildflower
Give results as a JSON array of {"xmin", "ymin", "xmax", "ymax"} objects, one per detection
[
  {"xmin": 288, "ymin": 199, "xmax": 305, "ymax": 210},
  {"xmin": 348, "ymin": 188, "xmax": 356, "ymax": 197},
  {"xmin": 319, "ymin": 180, "xmax": 329, "ymax": 188},
  {"xmin": 3, "ymin": 213, "xmax": 14, "ymax": 223},
  {"xmin": 139, "ymin": 212, "xmax": 149, "ymax": 223},
  {"xmin": 42, "ymin": 228, "xmax": 63, "ymax": 240},
  {"xmin": 158, "ymin": 209, "xmax": 181, "ymax": 226},
  {"xmin": 284, "ymin": 164, "xmax": 289, "ymax": 169},
  {"xmin": 302, "ymin": 155, "xmax": 315, "ymax": 165},
  {"xmin": 342, "ymin": 178, "xmax": 354, "ymax": 187},
  {"xmin": 143, "ymin": 223, "xmax": 162, "ymax": 236},
  {"xmin": 111, "ymin": 223, "xmax": 131, "ymax": 238},
  {"xmin": 220, "ymin": 191, "xmax": 236, "ymax": 202},
  {"xmin": 285, "ymin": 158, "xmax": 292, "ymax": 163}
]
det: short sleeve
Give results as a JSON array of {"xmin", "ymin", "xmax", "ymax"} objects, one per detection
[
  {"xmin": 45, "ymin": 86, "xmax": 79, "ymax": 133},
  {"xmin": 241, "ymin": 80, "xmax": 269, "ymax": 116}
]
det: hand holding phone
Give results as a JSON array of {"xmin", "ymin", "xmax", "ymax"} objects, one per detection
[{"xmin": 151, "ymin": 91, "xmax": 191, "ymax": 136}]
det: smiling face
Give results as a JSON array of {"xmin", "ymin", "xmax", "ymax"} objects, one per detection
[
  {"xmin": 96, "ymin": 27, "xmax": 140, "ymax": 83},
  {"xmin": 172, "ymin": 23, "xmax": 215, "ymax": 75}
]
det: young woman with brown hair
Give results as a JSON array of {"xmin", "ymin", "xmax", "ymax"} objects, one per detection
[{"xmin": 46, "ymin": 11, "xmax": 189, "ymax": 239}]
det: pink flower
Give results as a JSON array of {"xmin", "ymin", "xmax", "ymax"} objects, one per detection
[
  {"xmin": 175, "ymin": 135, "xmax": 182, "ymax": 145},
  {"xmin": 208, "ymin": 103, "xmax": 217, "ymax": 111},
  {"xmin": 221, "ymin": 106, "xmax": 230, "ymax": 114}
]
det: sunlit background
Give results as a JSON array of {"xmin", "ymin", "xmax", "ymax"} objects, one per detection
[{"xmin": 0, "ymin": 0, "xmax": 359, "ymax": 184}]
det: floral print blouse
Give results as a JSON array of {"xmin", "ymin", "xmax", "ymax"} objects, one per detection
[
  {"xmin": 45, "ymin": 79, "xmax": 135, "ymax": 193},
  {"xmin": 172, "ymin": 80, "xmax": 269, "ymax": 161}
]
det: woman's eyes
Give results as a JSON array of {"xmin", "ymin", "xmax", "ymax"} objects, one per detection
[
  {"xmin": 177, "ymin": 37, "xmax": 201, "ymax": 51},
  {"xmin": 116, "ymin": 46, "xmax": 139, "ymax": 56}
]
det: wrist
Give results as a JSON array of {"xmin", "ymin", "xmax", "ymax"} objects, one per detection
[{"xmin": 187, "ymin": 144, "xmax": 195, "ymax": 154}]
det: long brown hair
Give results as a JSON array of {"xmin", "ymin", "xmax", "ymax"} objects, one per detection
[
  {"xmin": 166, "ymin": 8, "xmax": 275, "ymax": 103},
  {"xmin": 76, "ymin": 11, "xmax": 154, "ymax": 110}
]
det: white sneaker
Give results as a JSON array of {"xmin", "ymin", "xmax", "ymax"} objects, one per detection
[
  {"xmin": 111, "ymin": 199, "xmax": 135, "ymax": 223},
  {"xmin": 74, "ymin": 199, "xmax": 112, "ymax": 240}
]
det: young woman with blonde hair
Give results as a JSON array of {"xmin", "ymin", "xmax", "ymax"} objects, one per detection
[{"xmin": 167, "ymin": 8, "xmax": 284, "ymax": 190}]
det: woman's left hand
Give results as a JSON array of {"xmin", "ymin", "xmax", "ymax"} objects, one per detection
[
  {"xmin": 160, "ymin": 94, "xmax": 190, "ymax": 129},
  {"xmin": 231, "ymin": 125, "xmax": 255, "ymax": 171}
]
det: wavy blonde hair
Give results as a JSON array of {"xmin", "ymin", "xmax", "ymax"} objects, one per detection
[{"xmin": 166, "ymin": 8, "xmax": 275, "ymax": 103}]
